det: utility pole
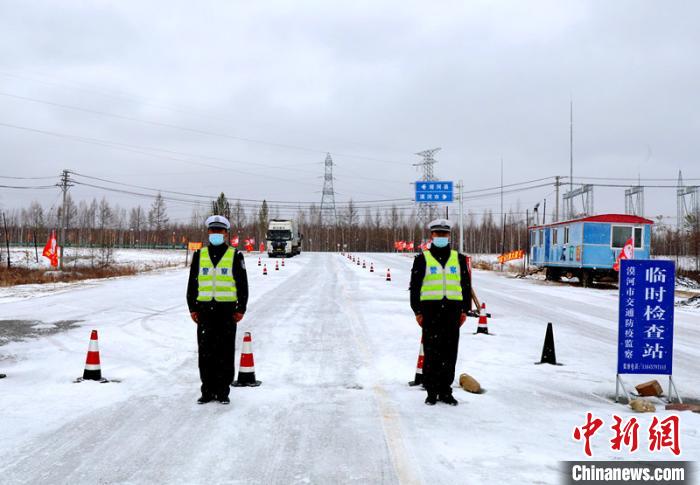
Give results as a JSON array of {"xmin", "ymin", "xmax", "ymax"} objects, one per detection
[
  {"xmin": 554, "ymin": 175, "xmax": 561, "ymax": 222},
  {"xmin": 58, "ymin": 169, "xmax": 72, "ymax": 270},
  {"xmin": 457, "ymin": 179, "xmax": 464, "ymax": 253},
  {"xmin": 2, "ymin": 212, "xmax": 10, "ymax": 268},
  {"xmin": 500, "ymin": 158, "xmax": 505, "ymax": 259}
]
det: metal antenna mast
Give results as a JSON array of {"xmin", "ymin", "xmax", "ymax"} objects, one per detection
[
  {"xmin": 570, "ymin": 97, "xmax": 574, "ymax": 192},
  {"xmin": 319, "ymin": 153, "xmax": 337, "ymax": 226},
  {"xmin": 414, "ymin": 147, "xmax": 441, "ymax": 226}
]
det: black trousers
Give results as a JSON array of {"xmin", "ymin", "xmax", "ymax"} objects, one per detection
[
  {"xmin": 421, "ymin": 302, "xmax": 462, "ymax": 396},
  {"xmin": 196, "ymin": 311, "xmax": 237, "ymax": 399}
]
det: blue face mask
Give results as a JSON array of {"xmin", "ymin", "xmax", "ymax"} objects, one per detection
[
  {"xmin": 432, "ymin": 237, "xmax": 449, "ymax": 248},
  {"xmin": 208, "ymin": 233, "xmax": 225, "ymax": 246}
]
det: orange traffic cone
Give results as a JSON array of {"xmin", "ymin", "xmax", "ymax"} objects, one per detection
[
  {"xmin": 233, "ymin": 332, "xmax": 261, "ymax": 387},
  {"xmin": 408, "ymin": 338, "xmax": 425, "ymax": 387},
  {"xmin": 476, "ymin": 302, "xmax": 489, "ymax": 334},
  {"xmin": 275, "ymin": 260, "xmax": 279, "ymax": 271},
  {"xmin": 263, "ymin": 264, "xmax": 268, "ymax": 275},
  {"xmin": 386, "ymin": 269, "xmax": 391, "ymax": 281},
  {"xmin": 258, "ymin": 257, "xmax": 261, "ymax": 267},
  {"xmin": 76, "ymin": 330, "xmax": 108, "ymax": 383},
  {"xmin": 370, "ymin": 263, "xmax": 374, "ymax": 273}
]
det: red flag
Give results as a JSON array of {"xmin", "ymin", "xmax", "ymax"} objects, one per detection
[
  {"xmin": 42, "ymin": 230, "xmax": 59, "ymax": 267},
  {"xmin": 613, "ymin": 238, "xmax": 634, "ymax": 271},
  {"xmin": 407, "ymin": 241, "xmax": 414, "ymax": 251},
  {"xmin": 231, "ymin": 236, "xmax": 239, "ymax": 247}
]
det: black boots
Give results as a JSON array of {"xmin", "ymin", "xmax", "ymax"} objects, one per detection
[
  {"xmin": 197, "ymin": 394, "xmax": 215, "ymax": 404},
  {"xmin": 439, "ymin": 393, "xmax": 458, "ymax": 406},
  {"xmin": 425, "ymin": 392, "xmax": 459, "ymax": 406}
]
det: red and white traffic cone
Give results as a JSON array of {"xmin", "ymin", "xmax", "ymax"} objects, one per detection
[
  {"xmin": 233, "ymin": 332, "xmax": 261, "ymax": 387},
  {"xmin": 370, "ymin": 263, "xmax": 374, "ymax": 273},
  {"xmin": 275, "ymin": 260, "xmax": 279, "ymax": 271},
  {"xmin": 362, "ymin": 260, "xmax": 366, "ymax": 269},
  {"xmin": 282, "ymin": 258, "xmax": 285, "ymax": 267},
  {"xmin": 386, "ymin": 269, "xmax": 391, "ymax": 282},
  {"xmin": 408, "ymin": 338, "xmax": 425, "ymax": 387},
  {"xmin": 263, "ymin": 264, "xmax": 268, "ymax": 275},
  {"xmin": 258, "ymin": 257, "xmax": 261, "ymax": 267},
  {"xmin": 76, "ymin": 330, "xmax": 108, "ymax": 382},
  {"xmin": 356, "ymin": 258, "xmax": 361, "ymax": 266},
  {"xmin": 476, "ymin": 302, "xmax": 489, "ymax": 335}
]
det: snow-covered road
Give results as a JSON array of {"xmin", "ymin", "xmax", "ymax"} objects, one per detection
[{"xmin": 1, "ymin": 252, "xmax": 699, "ymax": 484}]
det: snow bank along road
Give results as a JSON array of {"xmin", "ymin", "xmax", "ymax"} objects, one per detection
[{"xmin": 1, "ymin": 252, "xmax": 699, "ymax": 484}]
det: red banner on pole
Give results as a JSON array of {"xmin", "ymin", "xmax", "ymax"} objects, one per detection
[
  {"xmin": 613, "ymin": 238, "xmax": 634, "ymax": 271},
  {"xmin": 42, "ymin": 230, "xmax": 59, "ymax": 267}
]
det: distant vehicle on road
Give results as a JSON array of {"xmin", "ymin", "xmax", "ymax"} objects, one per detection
[
  {"xmin": 528, "ymin": 214, "xmax": 654, "ymax": 286},
  {"xmin": 266, "ymin": 219, "xmax": 302, "ymax": 257}
]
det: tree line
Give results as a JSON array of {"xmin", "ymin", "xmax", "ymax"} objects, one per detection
[{"xmin": 1, "ymin": 192, "xmax": 698, "ymax": 268}]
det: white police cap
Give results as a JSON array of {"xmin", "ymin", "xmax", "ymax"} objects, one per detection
[
  {"xmin": 428, "ymin": 218, "xmax": 453, "ymax": 232},
  {"xmin": 205, "ymin": 215, "xmax": 230, "ymax": 230}
]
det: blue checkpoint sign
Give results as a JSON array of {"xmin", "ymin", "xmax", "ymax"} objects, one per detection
[
  {"xmin": 617, "ymin": 259, "xmax": 675, "ymax": 375},
  {"xmin": 415, "ymin": 181, "xmax": 453, "ymax": 203}
]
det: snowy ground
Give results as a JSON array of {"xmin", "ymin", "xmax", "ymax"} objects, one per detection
[
  {"xmin": 2, "ymin": 247, "xmax": 188, "ymax": 270},
  {"xmin": 0, "ymin": 252, "xmax": 699, "ymax": 484}
]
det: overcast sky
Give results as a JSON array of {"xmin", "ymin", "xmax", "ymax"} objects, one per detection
[{"xmin": 0, "ymin": 0, "xmax": 698, "ymax": 224}]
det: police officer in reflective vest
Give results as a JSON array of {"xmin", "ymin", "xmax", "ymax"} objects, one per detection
[
  {"xmin": 187, "ymin": 215, "xmax": 249, "ymax": 405},
  {"xmin": 409, "ymin": 218, "xmax": 472, "ymax": 406}
]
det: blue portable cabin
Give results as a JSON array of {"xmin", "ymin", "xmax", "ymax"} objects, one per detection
[{"xmin": 528, "ymin": 214, "xmax": 654, "ymax": 286}]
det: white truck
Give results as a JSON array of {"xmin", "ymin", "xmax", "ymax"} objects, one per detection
[{"xmin": 266, "ymin": 219, "xmax": 302, "ymax": 257}]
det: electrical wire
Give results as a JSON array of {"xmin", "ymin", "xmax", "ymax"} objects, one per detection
[{"xmin": 0, "ymin": 90, "xmax": 411, "ymax": 166}]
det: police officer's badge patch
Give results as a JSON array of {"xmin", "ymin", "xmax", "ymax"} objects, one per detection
[
  {"xmin": 450, "ymin": 266, "xmax": 457, "ymax": 274},
  {"xmin": 221, "ymin": 268, "xmax": 228, "ymax": 275},
  {"xmin": 202, "ymin": 268, "xmax": 209, "ymax": 275},
  {"xmin": 430, "ymin": 267, "xmax": 438, "ymax": 274}
]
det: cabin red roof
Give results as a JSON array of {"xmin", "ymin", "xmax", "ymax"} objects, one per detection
[{"xmin": 528, "ymin": 213, "xmax": 654, "ymax": 230}]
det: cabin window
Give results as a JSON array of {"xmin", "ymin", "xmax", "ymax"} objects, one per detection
[
  {"xmin": 634, "ymin": 227, "xmax": 643, "ymax": 248},
  {"xmin": 564, "ymin": 227, "xmax": 570, "ymax": 244},
  {"xmin": 611, "ymin": 226, "xmax": 633, "ymax": 248},
  {"xmin": 552, "ymin": 229, "xmax": 558, "ymax": 245},
  {"xmin": 539, "ymin": 230, "xmax": 544, "ymax": 246}
]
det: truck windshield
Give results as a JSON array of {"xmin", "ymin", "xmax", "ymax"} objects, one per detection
[{"xmin": 267, "ymin": 230, "xmax": 291, "ymax": 240}]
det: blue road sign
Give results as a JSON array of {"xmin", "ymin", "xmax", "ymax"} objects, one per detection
[
  {"xmin": 617, "ymin": 259, "xmax": 675, "ymax": 375},
  {"xmin": 415, "ymin": 181, "xmax": 453, "ymax": 203}
]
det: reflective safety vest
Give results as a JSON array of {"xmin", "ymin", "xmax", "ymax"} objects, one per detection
[
  {"xmin": 197, "ymin": 246, "xmax": 238, "ymax": 302},
  {"xmin": 420, "ymin": 250, "xmax": 463, "ymax": 301}
]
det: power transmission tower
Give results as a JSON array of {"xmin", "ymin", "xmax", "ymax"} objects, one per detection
[
  {"xmin": 319, "ymin": 153, "xmax": 337, "ymax": 227},
  {"xmin": 563, "ymin": 184, "xmax": 594, "ymax": 219},
  {"xmin": 677, "ymin": 171, "xmax": 698, "ymax": 232},
  {"xmin": 58, "ymin": 169, "xmax": 73, "ymax": 270},
  {"xmin": 625, "ymin": 185, "xmax": 644, "ymax": 217},
  {"xmin": 414, "ymin": 147, "xmax": 441, "ymax": 227}
]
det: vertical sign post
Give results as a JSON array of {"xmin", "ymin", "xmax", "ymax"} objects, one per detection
[{"xmin": 616, "ymin": 259, "xmax": 680, "ymax": 403}]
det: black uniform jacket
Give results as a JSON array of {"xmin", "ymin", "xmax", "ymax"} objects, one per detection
[
  {"xmin": 409, "ymin": 245, "xmax": 472, "ymax": 316},
  {"xmin": 187, "ymin": 243, "xmax": 249, "ymax": 315}
]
